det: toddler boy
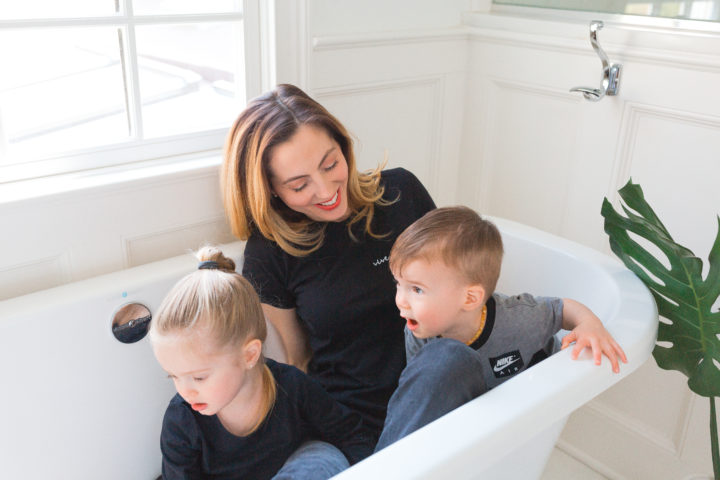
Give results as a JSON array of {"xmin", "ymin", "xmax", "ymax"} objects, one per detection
[{"xmin": 375, "ymin": 206, "xmax": 626, "ymax": 450}]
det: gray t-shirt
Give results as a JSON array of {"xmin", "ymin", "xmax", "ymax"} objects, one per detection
[{"xmin": 405, "ymin": 293, "xmax": 564, "ymax": 389}]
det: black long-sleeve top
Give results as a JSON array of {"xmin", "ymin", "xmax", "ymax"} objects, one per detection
[{"xmin": 160, "ymin": 359, "xmax": 373, "ymax": 479}]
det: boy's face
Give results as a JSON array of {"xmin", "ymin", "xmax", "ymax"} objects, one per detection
[{"xmin": 393, "ymin": 258, "xmax": 470, "ymax": 339}]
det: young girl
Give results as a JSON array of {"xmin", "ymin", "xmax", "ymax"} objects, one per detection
[{"xmin": 149, "ymin": 246, "xmax": 372, "ymax": 479}]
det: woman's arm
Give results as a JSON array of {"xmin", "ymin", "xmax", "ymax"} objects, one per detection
[{"xmin": 262, "ymin": 304, "xmax": 312, "ymax": 372}]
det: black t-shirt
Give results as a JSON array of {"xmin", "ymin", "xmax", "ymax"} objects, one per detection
[
  {"xmin": 242, "ymin": 168, "xmax": 435, "ymax": 436},
  {"xmin": 160, "ymin": 359, "xmax": 373, "ymax": 480}
]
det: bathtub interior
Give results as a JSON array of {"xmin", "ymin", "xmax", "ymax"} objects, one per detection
[
  {"xmin": 496, "ymin": 220, "xmax": 620, "ymax": 324},
  {"xmin": 0, "ymin": 218, "xmax": 656, "ymax": 480},
  {"xmin": 333, "ymin": 217, "xmax": 656, "ymax": 480}
]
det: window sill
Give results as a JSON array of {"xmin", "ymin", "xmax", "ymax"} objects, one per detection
[
  {"xmin": 483, "ymin": 4, "xmax": 720, "ymax": 35},
  {"xmin": 0, "ymin": 150, "xmax": 223, "ymax": 206}
]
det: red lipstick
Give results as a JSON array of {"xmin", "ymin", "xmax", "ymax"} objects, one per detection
[{"xmin": 315, "ymin": 189, "xmax": 341, "ymax": 211}]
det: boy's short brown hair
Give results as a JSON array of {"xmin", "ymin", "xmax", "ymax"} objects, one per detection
[{"xmin": 389, "ymin": 206, "xmax": 504, "ymax": 299}]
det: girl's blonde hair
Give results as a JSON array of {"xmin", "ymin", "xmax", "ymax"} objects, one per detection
[
  {"xmin": 149, "ymin": 245, "xmax": 276, "ymax": 434},
  {"xmin": 222, "ymin": 83, "xmax": 392, "ymax": 257}
]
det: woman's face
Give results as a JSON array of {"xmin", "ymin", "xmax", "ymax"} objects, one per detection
[{"xmin": 268, "ymin": 123, "xmax": 350, "ymax": 223}]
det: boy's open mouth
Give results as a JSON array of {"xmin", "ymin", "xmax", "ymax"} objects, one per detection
[{"xmin": 406, "ymin": 318, "xmax": 419, "ymax": 330}]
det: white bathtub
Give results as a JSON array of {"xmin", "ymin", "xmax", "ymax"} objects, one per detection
[{"xmin": 0, "ymin": 217, "xmax": 657, "ymax": 480}]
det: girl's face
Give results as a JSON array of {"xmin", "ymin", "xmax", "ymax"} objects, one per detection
[
  {"xmin": 268, "ymin": 123, "xmax": 350, "ymax": 223},
  {"xmin": 153, "ymin": 334, "xmax": 259, "ymax": 417}
]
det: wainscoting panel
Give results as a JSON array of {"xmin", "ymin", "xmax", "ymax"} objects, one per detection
[
  {"xmin": 478, "ymin": 78, "xmax": 581, "ymax": 236},
  {"xmin": 123, "ymin": 216, "xmax": 235, "ymax": 268},
  {"xmin": 0, "ymin": 161, "xmax": 230, "ymax": 299},
  {"xmin": 314, "ymin": 78, "xmax": 444, "ymax": 194},
  {"xmin": 307, "ymin": 23, "xmax": 469, "ymax": 207},
  {"xmin": 613, "ymin": 103, "xmax": 720, "ymax": 268},
  {"xmin": 0, "ymin": 253, "xmax": 70, "ymax": 301}
]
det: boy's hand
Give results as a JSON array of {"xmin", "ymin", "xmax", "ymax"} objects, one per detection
[{"xmin": 560, "ymin": 298, "xmax": 628, "ymax": 373}]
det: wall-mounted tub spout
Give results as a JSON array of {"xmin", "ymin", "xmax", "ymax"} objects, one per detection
[{"xmin": 570, "ymin": 20, "xmax": 622, "ymax": 102}]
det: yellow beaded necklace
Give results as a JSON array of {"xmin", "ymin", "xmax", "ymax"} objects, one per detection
[{"xmin": 465, "ymin": 304, "xmax": 488, "ymax": 346}]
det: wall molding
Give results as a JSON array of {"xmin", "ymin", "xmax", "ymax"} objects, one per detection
[
  {"xmin": 312, "ymin": 26, "xmax": 470, "ymax": 51},
  {"xmin": 122, "ymin": 215, "xmax": 233, "ymax": 268},
  {"xmin": 311, "ymin": 15, "xmax": 720, "ymax": 73},
  {"xmin": 274, "ymin": 0, "xmax": 310, "ymax": 88},
  {"xmin": 489, "ymin": 77, "xmax": 582, "ymax": 103},
  {"xmin": 559, "ymin": 388, "xmax": 708, "ymax": 479},
  {"xmin": 609, "ymin": 101, "xmax": 720, "ymax": 205},
  {"xmin": 555, "ymin": 437, "xmax": 626, "ymax": 480},
  {"xmin": 0, "ymin": 252, "xmax": 71, "ymax": 300},
  {"xmin": 585, "ymin": 393, "xmax": 695, "ymax": 455},
  {"xmin": 475, "ymin": 77, "xmax": 581, "ymax": 213},
  {"xmin": 465, "ymin": 15, "xmax": 720, "ymax": 73},
  {"xmin": 312, "ymin": 77, "xmax": 445, "ymax": 195},
  {"xmin": 0, "ymin": 153, "xmax": 222, "ymax": 207}
]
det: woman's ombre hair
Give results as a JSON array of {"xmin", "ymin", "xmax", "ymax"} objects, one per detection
[{"xmin": 222, "ymin": 84, "xmax": 391, "ymax": 257}]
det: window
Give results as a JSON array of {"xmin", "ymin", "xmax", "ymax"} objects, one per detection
[
  {"xmin": 0, "ymin": 0, "xmax": 252, "ymax": 183},
  {"xmin": 492, "ymin": 0, "xmax": 720, "ymax": 22}
]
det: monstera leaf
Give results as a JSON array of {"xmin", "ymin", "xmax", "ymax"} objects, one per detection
[{"xmin": 601, "ymin": 180, "xmax": 720, "ymax": 397}]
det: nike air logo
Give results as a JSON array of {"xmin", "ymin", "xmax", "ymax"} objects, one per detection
[
  {"xmin": 493, "ymin": 355, "xmax": 520, "ymax": 372},
  {"xmin": 489, "ymin": 350, "xmax": 524, "ymax": 378}
]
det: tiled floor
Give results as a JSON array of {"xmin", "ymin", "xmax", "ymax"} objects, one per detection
[{"xmin": 540, "ymin": 448, "xmax": 608, "ymax": 480}]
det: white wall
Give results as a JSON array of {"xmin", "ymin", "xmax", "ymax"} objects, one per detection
[
  {"xmin": 0, "ymin": 158, "xmax": 235, "ymax": 300},
  {"xmin": 275, "ymin": 0, "xmax": 473, "ymax": 208}
]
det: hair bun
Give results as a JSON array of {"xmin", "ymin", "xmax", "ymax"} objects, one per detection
[{"xmin": 196, "ymin": 245, "xmax": 236, "ymax": 272}]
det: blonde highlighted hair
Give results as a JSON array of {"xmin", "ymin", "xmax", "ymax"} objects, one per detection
[
  {"xmin": 389, "ymin": 206, "xmax": 504, "ymax": 301},
  {"xmin": 149, "ymin": 245, "xmax": 276, "ymax": 434},
  {"xmin": 222, "ymin": 83, "xmax": 391, "ymax": 257}
]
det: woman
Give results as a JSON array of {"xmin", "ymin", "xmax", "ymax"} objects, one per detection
[{"xmin": 221, "ymin": 84, "xmax": 435, "ymax": 446}]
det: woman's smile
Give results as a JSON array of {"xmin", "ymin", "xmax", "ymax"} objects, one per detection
[{"xmin": 315, "ymin": 189, "xmax": 341, "ymax": 210}]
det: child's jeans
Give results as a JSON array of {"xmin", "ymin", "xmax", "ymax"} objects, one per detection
[
  {"xmin": 374, "ymin": 338, "xmax": 488, "ymax": 452},
  {"xmin": 272, "ymin": 440, "xmax": 350, "ymax": 480}
]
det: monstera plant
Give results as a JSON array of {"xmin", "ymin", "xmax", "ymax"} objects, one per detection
[{"xmin": 601, "ymin": 180, "xmax": 720, "ymax": 478}]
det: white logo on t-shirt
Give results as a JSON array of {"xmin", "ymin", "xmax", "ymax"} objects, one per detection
[
  {"xmin": 373, "ymin": 256, "xmax": 389, "ymax": 267},
  {"xmin": 493, "ymin": 355, "xmax": 520, "ymax": 372},
  {"xmin": 490, "ymin": 350, "xmax": 524, "ymax": 378}
]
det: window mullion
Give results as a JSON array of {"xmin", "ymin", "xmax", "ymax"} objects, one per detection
[
  {"xmin": 122, "ymin": 1, "xmax": 143, "ymax": 141},
  {"xmin": 0, "ymin": 106, "xmax": 7, "ymax": 161}
]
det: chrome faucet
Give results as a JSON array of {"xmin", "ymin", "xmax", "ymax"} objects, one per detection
[{"xmin": 570, "ymin": 20, "xmax": 622, "ymax": 102}]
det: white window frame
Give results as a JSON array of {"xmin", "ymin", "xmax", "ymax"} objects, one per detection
[
  {"xmin": 0, "ymin": 0, "xmax": 273, "ymax": 185},
  {"xmin": 489, "ymin": 1, "xmax": 720, "ymax": 32}
]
